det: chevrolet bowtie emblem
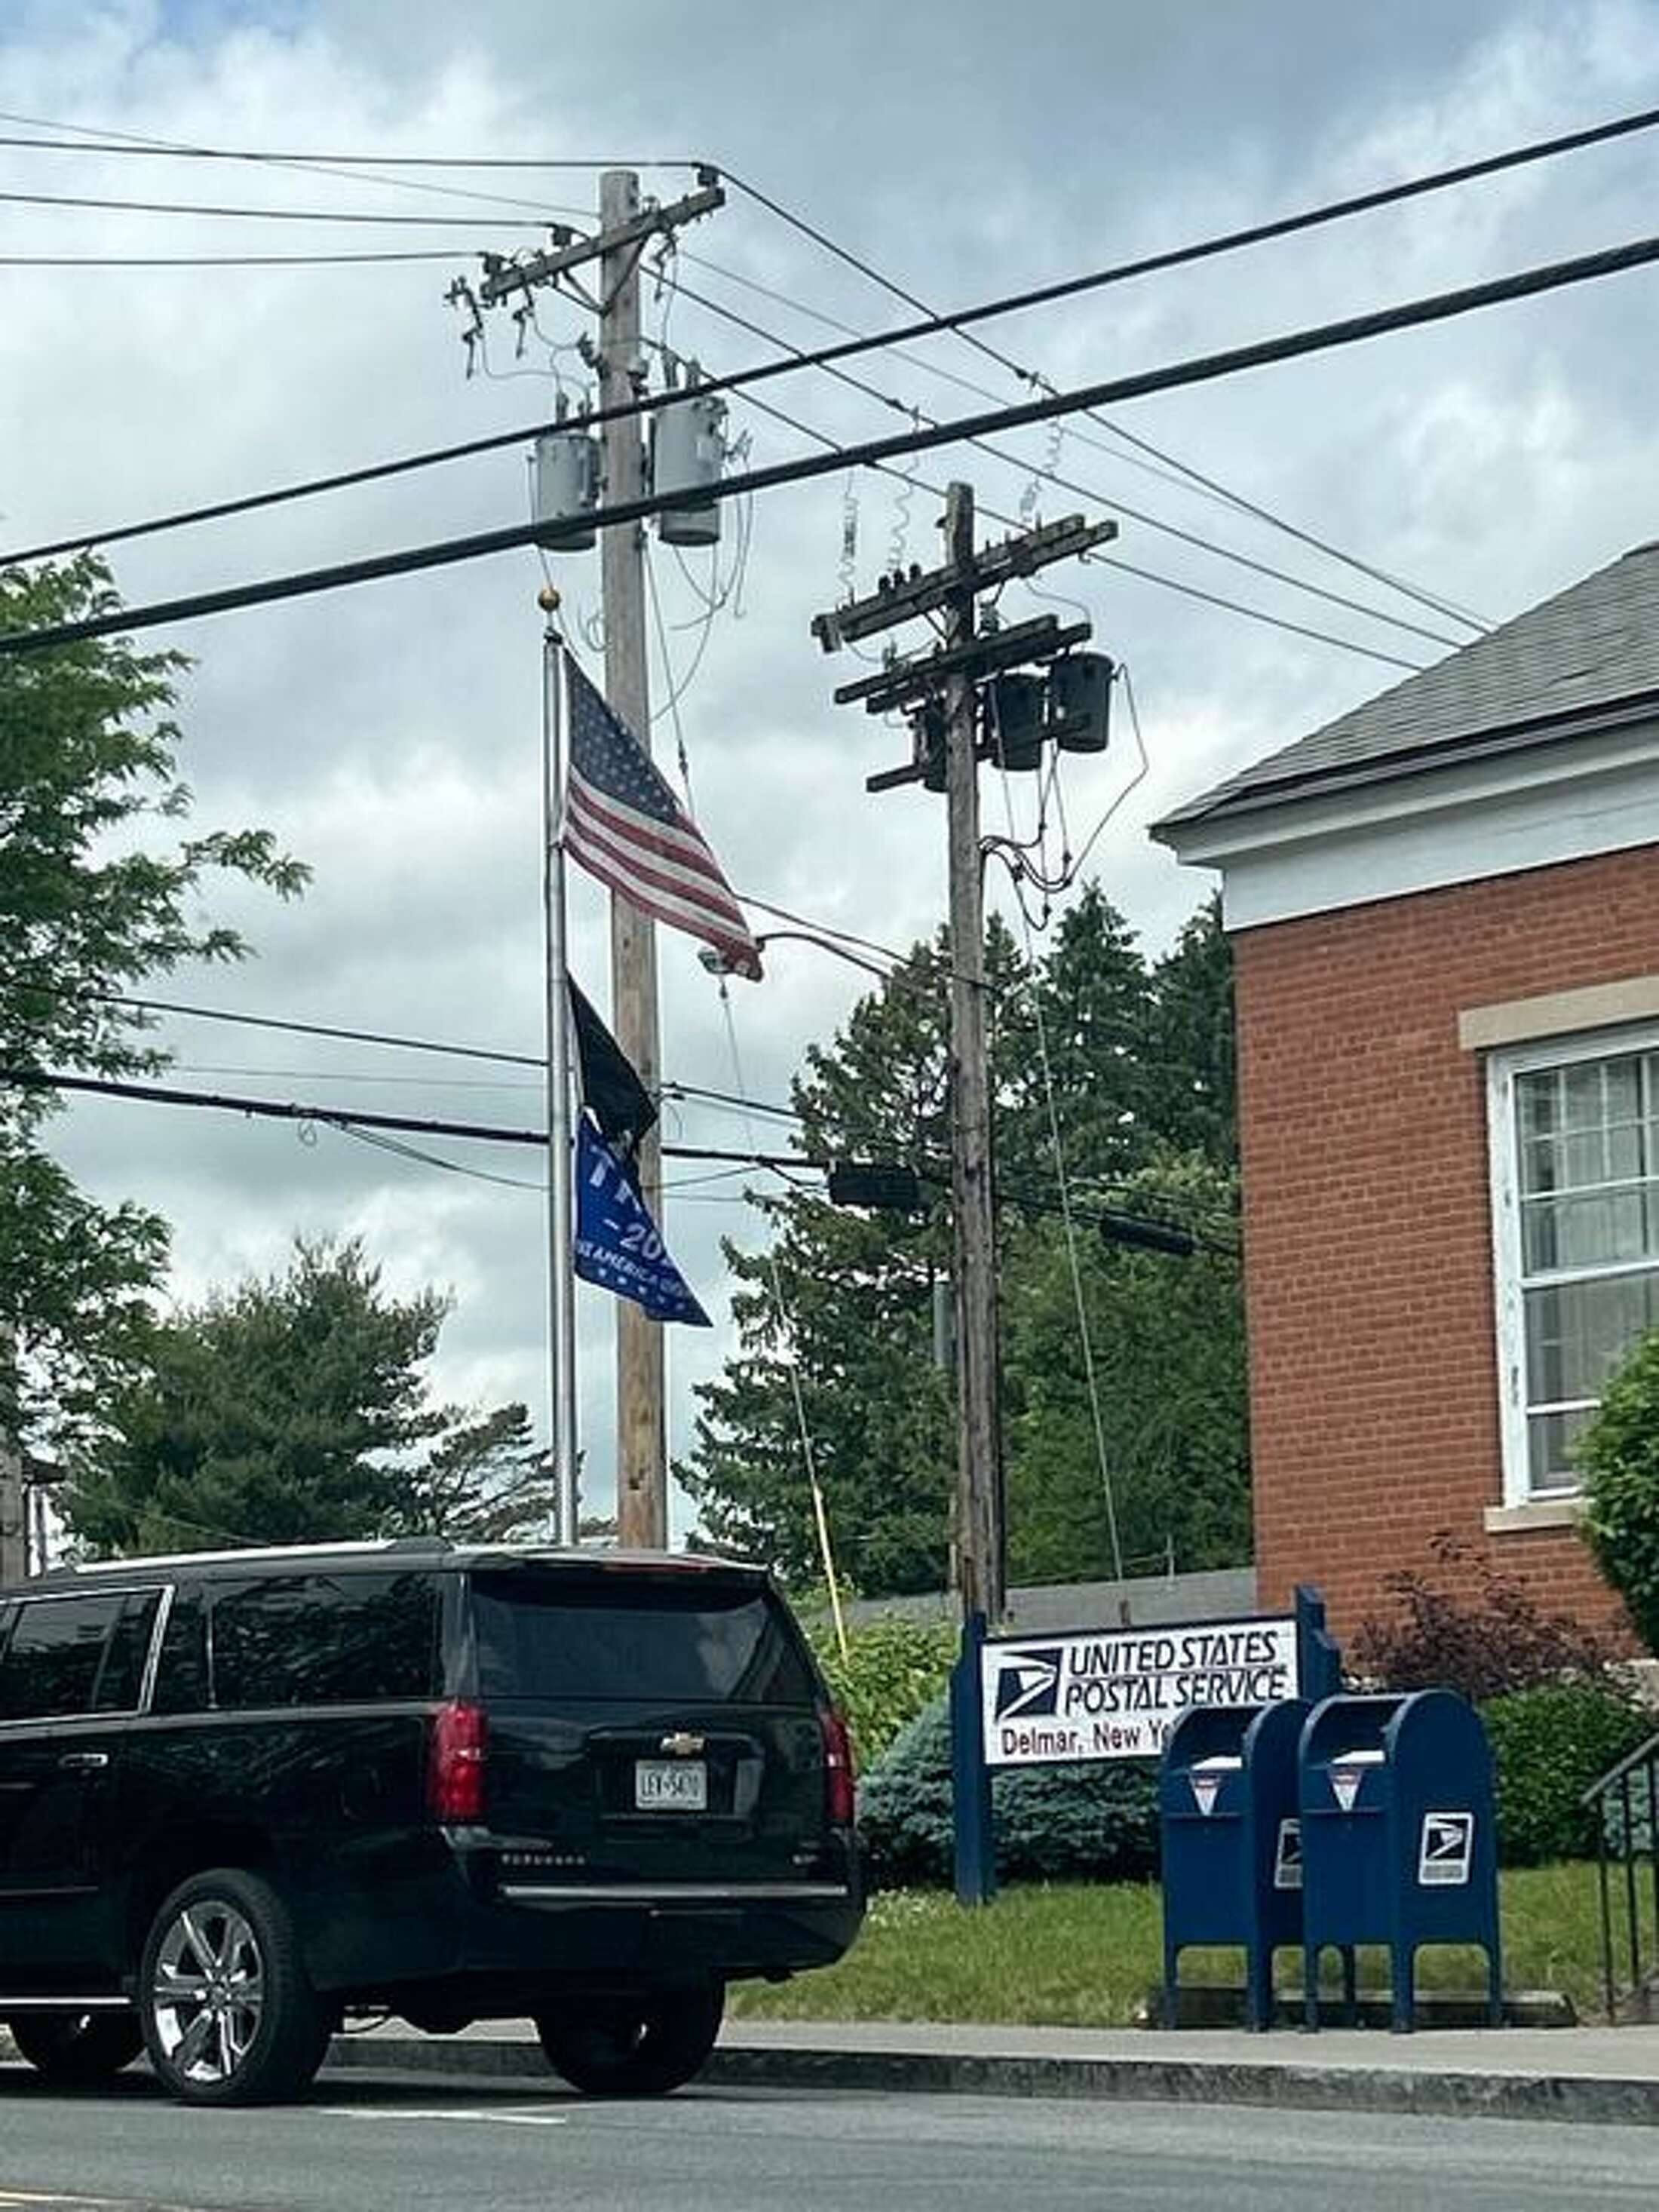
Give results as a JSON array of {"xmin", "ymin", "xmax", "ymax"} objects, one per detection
[{"xmin": 660, "ymin": 1732, "xmax": 705, "ymax": 1757}]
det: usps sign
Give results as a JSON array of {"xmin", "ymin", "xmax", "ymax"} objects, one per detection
[{"xmin": 980, "ymin": 1617, "xmax": 1300, "ymax": 1766}]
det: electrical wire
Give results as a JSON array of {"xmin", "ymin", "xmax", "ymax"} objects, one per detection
[
  {"xmin": 8, "ymin": 98, "xmax": 1656, "ymax": 573},
  {"xmin": 0, "ymin": 117, "xmax": 696, "ymax": 169},
  {"xmin": 0, "ymin": 186, "xmax": 556, "ymax": 228},
  {"xmin": 991, "ymin": 752, "xmax": 1127, "ymax": 1583},
  {"xmin": 722, "ymin": 370, "xmax": 1429, "ymax": 671},
  {"xmin": 727, "ymin": 108, "xmax": 1659, "ymax": 629},
  {"xmin": 16, "ymin": 221, "xmax": 1653, "ymax": 656},
  {"xmin": 0, "ymin": 249, "xmax": 473, "ymax": 268},
  {"xmin": 0, "ymin": 1065, "xmax": 811, "ymax": 1170},
  {"xmin": 658, "ymin": 262, "xmax": 1457, "ymax": 655}
]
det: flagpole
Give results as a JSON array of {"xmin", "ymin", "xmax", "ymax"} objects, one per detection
[{"xmin": 540, "ymin": 591, "xmax": 581, "ymax": 1546}]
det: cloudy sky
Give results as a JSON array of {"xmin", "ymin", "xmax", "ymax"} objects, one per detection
[{"xmin": 4, "ymin": 0, "xmax": 1658, "ymax": 1532}]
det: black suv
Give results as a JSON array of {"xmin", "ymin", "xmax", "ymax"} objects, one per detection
[{"xmin": 0, "ymin": 1539, "xmax": 861, "ymax": 2104}]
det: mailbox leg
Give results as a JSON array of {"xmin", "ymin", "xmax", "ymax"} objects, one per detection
[
  {"xmin": 1340, "ymin": 1944, "xmax": 1357, "ymax": 2025},
  {"xmin": 1391, "ymin": 1939, "xmax": 1415, "ymax": 2034},
  {"xmin": 1302, "ymin": 1942, "xmax": 1320, "ymax": 2032},
  {"xmin": 1162, "ymin": 1937, "xmax": 1180, "ymax": 2031},
  {"xmin": 1486, "ymin": 1938, "xmax": 1504, "ymax": 2029},
  {"xmin": 1247, "ymin": 1939, "xmax": 1273, "ymax": 2032}
]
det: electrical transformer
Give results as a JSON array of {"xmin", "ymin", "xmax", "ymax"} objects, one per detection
[
  {"xmin": 987, "ymin": 672, "xmax": 1047, "ymax": 771},
  {"xmin": 1047, "ymin": 652, "xmax": 1115, "ymax": 753},
  {"xmin": 532, "ymin": 425, "xmax": 600, "ymax": 551},
  {"xmin": 652, "ymin": 382, "xmax": 727, "ymax": 546}
]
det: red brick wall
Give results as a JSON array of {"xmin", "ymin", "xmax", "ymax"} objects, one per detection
[{"xmin": 1233, "ymin": 845, "xmax": 1659, "ymax": 1645}]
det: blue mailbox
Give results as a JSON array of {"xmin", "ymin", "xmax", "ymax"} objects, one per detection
[
  {"xmin": 1299, "ymin": 1690, "xmax": 1501, "ymax": 2033},
  {"xmin": 1161, "ymin": 1699, "xmax": 1309, "ymax": 2029}
]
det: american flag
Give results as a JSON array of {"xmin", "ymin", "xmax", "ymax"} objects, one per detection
[{"xmin": 560, "ymin": 655, "xmax": 763, "ymax": 983}]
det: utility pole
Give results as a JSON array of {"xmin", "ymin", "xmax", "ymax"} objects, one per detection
[
  {"xmin": 598, "ymin": 170, "xmax": 664, "ymax": 1551},
  {"xmin": 474, "ymin": 171, "xmax": 724, "ymax": 1551},
  {"xmin": 811, "ymin": 492, "xmax": 1118, "ymax": 1629},
  {"xmin": 940, "ymin": 484, "xmax": 999, "ymax": 1624}
]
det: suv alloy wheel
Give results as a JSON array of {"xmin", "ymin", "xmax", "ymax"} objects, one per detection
[
  {"xmin": 139, "ymin": 1868, "xmax": 330, "ymax": 2106},
  {"xmin": 535, "ymin": 1979, "xmax": 725, "ymax": 2096}
]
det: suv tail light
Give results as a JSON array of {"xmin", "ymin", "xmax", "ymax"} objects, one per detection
[
  {"xmin": 428, "ymin": 1700, "xmax": 487, "ymax": 1822},
  {"xmin": 820, "ymin": 1707, "xmax": 856, "ymax": 1827}
]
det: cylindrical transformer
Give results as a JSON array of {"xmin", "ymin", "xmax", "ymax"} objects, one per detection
[
  {"xmin": 532, "ymin": 428, "xmax": 600, "ymax": 552},
  {"xmin": 987, "ymin": 672, "xmax": 1046, "ymax": 771},
  {"xmin": 652, "ymin": 389, "xmax": 727, "ymax": 546},
  {"xmin": 1047, "ymin": 652, "xmax": 1115, "ymax": 753}
]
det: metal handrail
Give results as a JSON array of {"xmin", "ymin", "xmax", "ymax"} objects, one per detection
[
  {"xmin": 1584, "ymin": 1729, "xmax": 1659, "ymax": 2020},
  {"xmin": 1580, "ymin": 1726, "xmax": 1659, "ymax": 1805}
]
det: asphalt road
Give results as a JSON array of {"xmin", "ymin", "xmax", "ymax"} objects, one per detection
[{"xmin": 0, "ymin": 2066, "xmax": 1656, "ymax": 2211}]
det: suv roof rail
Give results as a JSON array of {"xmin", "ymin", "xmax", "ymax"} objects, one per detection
[{"xmin": 44, "ymin": 1536, "xmax": 453, "ymax": 1578}]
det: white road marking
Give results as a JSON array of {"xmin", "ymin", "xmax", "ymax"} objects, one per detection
[{"xmin": 315, "ymin": 2106, "xmax": 569, "ymax": 2127}]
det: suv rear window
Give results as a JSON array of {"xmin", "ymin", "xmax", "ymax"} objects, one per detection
[
  {"xmin": 471, "ymin": 1572, "xmax": 816, "ymax": 1706},
  {"xmin": 210, "ymin": 1572, "xmax": 442, "ymax": 1709}
]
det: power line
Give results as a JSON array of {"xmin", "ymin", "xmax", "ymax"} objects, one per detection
[
  {"xmin": 0, "ymin": 1065, "xmax": 811, "ymax": 1169},
  {"xmin": 658, "ymin": 262, "xmax": 1458, "ymax": 654},
  {"xmin": 0, "ymin": 186, "xmax": 554, "ymax": 228},
  {"xmin": 0, "ymin": 117, "xmax": 695, "ymax": 170},
  {"xmin": 6, "ymin": 222, "xmax": 1658, "ymax": 657},
  {"xmin": 14, "ymin": 979, "xmax": 805, "ymax": 1119},
  {"xmin": 8, "ymin": 100, "xmax": 1657, "ymax": 572},
  {"xmin": 0, "ymin": 249, "xmax": 472, "ymax": 269},
  {"xmin": 723, "ymin": 100, "xmax": 1659, "ymax": 632},
  {"xmin": 725, "ymin": 362, "xmax": 1429, "ymax": 670}
]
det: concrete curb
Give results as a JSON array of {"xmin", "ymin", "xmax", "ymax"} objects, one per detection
[{"xmin": 323, "ymin": 2032, "xmax": 1659, "ymax": 2128}]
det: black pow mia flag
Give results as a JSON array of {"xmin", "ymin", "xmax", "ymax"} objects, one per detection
[{"xmin": 568, "ymin": 980, "xmax": 657, "ymax": 1176}]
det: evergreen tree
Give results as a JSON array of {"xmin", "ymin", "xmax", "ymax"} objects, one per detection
[
  {"xmin": 64, "ymin": 1240, "xmax": 530, "ymax": 1554},
  {"xmin": 1, "ymin": 554, "xmax": 305, "ymax": 1460},
  {"xmin": 682, "ymin": 888, "xmax": 1247, "ymax": 1594}
]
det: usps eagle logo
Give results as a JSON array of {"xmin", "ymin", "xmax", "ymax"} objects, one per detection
[{"xmin": 992, "ymin": 1647, "xmax": 1063, "ymax": 1721}]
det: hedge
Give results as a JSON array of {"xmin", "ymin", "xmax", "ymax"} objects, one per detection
[{"xmin": 857, "ymin": 1694, "xmax": 1159, "ymax": 1888}]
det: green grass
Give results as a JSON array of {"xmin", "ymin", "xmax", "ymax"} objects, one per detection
[{"xmin": 728, "ymin": 1863, "xmax": 1616, "ymax": 2027}]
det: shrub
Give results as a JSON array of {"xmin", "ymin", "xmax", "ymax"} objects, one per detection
[
  {"xmin": 1578, "ymin": 1329, "xmax": 1659, "ymax": 1656},
  {"xmin": 1480, "ymin": 1683, "xmax": 1654, "ymax": 1865},
  {"xmin": 801, "ymin": 1613, "xmax": 958, "ymax": 1768},
  {"xmin": 1351, "ymin": 1533, "xmax": 1618, "ymax": 1701},
  {"xmin": 857, "ymin": 1695, "xmax": 1159, "ymax": 1889}
]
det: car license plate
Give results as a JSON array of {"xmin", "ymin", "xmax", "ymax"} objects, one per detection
[{"xmin": 635, "ymin": 1759, "xmax": 707, "ymax": 1812}]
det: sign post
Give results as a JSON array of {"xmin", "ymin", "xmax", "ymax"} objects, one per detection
[{"xmin": 951, "ymin": 1611, "xmax": 997, "ymax": 1906}]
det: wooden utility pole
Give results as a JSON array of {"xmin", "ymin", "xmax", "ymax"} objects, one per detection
[
  {"xmin": 811, "ymin": 492, "xmax": 1117, "ymax": 1629},
  {"xmin": 475, "ymin": 171, "xmax": 725, "ymax": 1551},
  {"xmin": 598, "ymin": 170, "xmax": 665, "ymax": 1550},
  {"xmin": 940, "ymin": 484, "xmax": 1001, "ymax": 1623}
]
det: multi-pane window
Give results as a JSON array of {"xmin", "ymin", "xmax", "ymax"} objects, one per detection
[{"xmin": 1495, "ymin": 1035, "xmax": 1659, "ymax": 1496}]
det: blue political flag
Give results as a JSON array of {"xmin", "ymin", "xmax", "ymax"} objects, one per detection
[{"xmin": 574, "ymin": 1115, "xmax": 711, "ymax": 1327}]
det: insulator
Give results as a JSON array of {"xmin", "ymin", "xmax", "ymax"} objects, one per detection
[
  {"xmin": 652, "ymin": 386, "xmax": 727, "ymax": 546},
  {"xmin": 1047, "ymin": 652, "xmax": 1115, "ymax": 753},
  {"xmin": 987, "ymin": 673, "xmax": 1046, "ymax": 772},
  {"xmin": 532, "ymin": 428, "xmax": 600, "ymax": 552}
]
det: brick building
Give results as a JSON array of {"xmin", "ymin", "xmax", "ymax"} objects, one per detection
[{"xmin": 1152, "ymin": 541, "xmax": 1659, "ymax": 1638}]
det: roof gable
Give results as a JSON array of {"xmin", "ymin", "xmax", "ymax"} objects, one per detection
[{"xmin": 1155, "ymin": 540, "xmax": 1659, "ymax": 830}]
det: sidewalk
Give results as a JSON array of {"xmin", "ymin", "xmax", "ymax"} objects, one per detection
[{"xmin": 325, "ymin": 2013, "xmax": 1659, "ymax": 2127}]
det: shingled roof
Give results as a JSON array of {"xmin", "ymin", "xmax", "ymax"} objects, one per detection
[{"xmin": 1155, "ymin": 539, "xmax": 1659, "ymax": 832}]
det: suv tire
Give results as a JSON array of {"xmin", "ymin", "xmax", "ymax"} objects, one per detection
[
  {"xmin": 535, "ymin": 1980, "xmax": 725, "ymax": 2096},
  {"xmin": 139, "ymin": 1868, "xmax": 330, "ymax": 2106},
  {"xmin": 8, "ymin": 2012, "xmax": 144, "ymax": 2085}
]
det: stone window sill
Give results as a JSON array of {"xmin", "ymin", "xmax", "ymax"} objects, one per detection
[{"xmin": 1483, "ymin": 1496, "xmax": 1586, "ymax": 1535}]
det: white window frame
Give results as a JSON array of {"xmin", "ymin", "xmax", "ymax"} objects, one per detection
[{"xmin": 1487, "ymin": 1017, "xmax": 1659, "ymax": 1507}]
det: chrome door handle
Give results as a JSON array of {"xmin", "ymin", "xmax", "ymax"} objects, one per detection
[{"xmin": 57, "ymin": 1751, "xmax": 109, "ymax": 1772}]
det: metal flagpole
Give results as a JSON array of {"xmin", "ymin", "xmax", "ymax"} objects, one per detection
[{"xmin": 540, "ymin": 588, "xmax": 580, "ymax": 1545}]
